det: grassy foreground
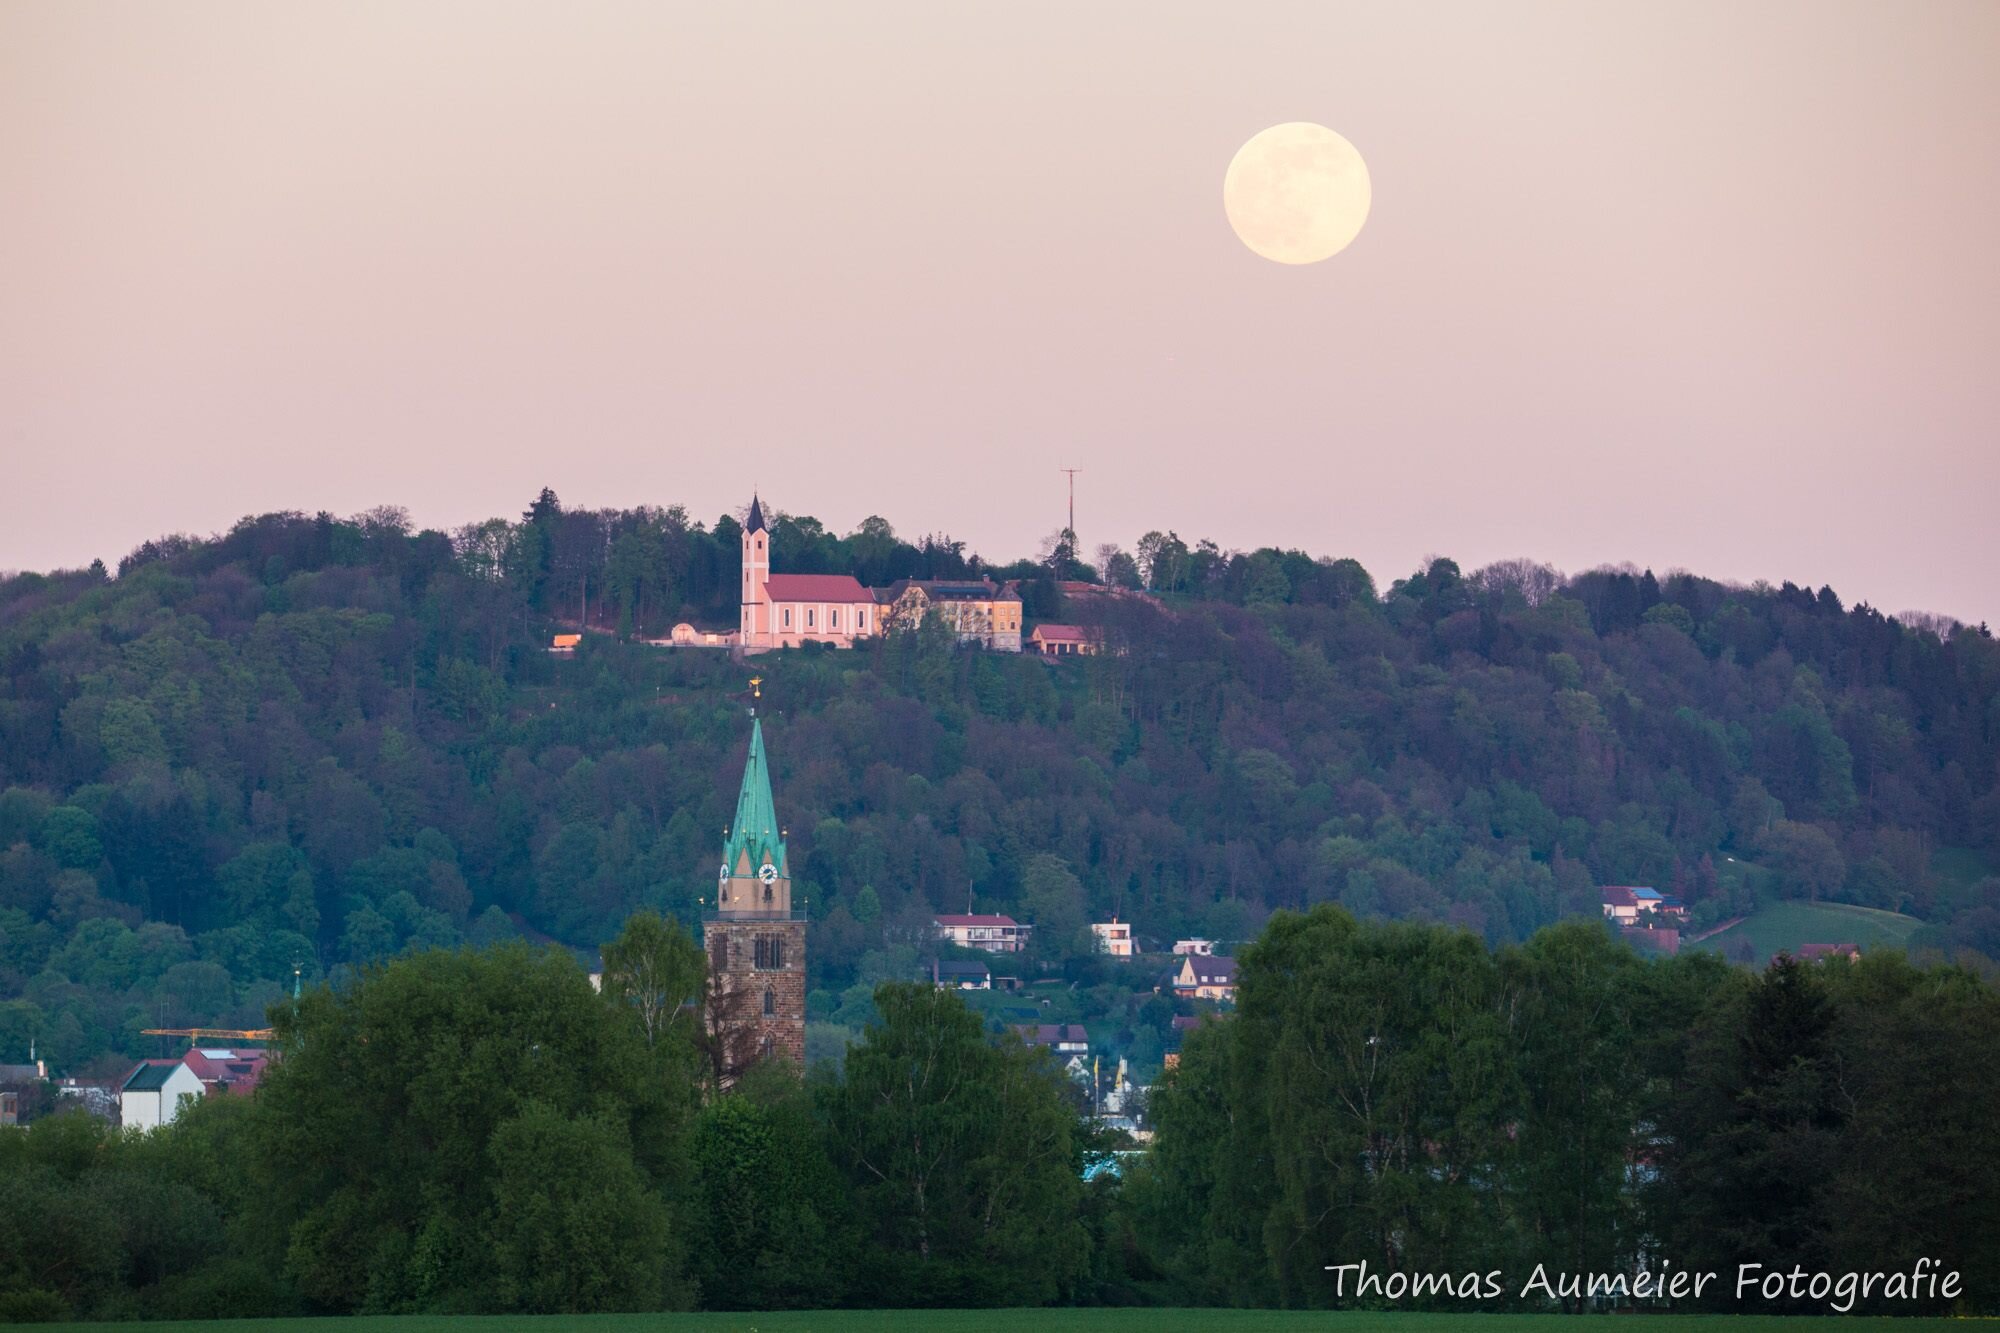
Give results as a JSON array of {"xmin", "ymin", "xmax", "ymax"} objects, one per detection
[{"xmin": 61, "ymin": 1312, "xmax": 1987, "ymax": 1333}]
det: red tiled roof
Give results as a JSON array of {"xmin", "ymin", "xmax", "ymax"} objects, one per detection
[
  {"xmin": 934, "ymin": 914, "xmax": 1020, "ymax": 928},
  {"xmin": 1798, "ymin": 942, "xmax": 1860, "ymax": 960},
  {"xmin": 180, "ymin": 1048, "xmax": 271, "ymax": 1095},
  {"xmin": 762, "ymin": 573, "xmax": 873, "ymax": 602},
  {"xmin": 1031, "ymin": 624, "xmax": 1091, "ymax": 642}
]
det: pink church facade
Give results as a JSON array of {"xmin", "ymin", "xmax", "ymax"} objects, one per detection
[{"xmin": 739, "ymin": 496, "xmax": 883, "ymax": 654}]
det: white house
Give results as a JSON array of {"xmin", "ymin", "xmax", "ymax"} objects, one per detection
[
  {"xmin": 120, "ymin": 1047, "xmax": 270, "ymax": 1131},
  {"xmin": 1091, "ymin": 920, "xmax": 1136, "ymax": 957},
  {"xmin": 1172, "ymin": 939, "xmax": 1217, "ymax": 956},
  {"xmin": 1169, "ymin": 955, "xmax": 1238, "ymax": 1003},
  {"xmin": 932, "ymin": 913, "xmax": 1031, "ymax": 953},
  {"xmin": 120, "ymin": 1060, "xmax": 205, "ymax": 1131}
]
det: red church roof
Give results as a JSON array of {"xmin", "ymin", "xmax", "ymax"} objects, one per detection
[{"xmin": 762, "ymin": 573, "xmax": 873, "ymax": 602}]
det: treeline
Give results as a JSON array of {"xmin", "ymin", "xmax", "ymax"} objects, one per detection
[
  {"xmin": 2, "ymin": 495, "xmax": 1998, "ymax": 1078},
  {"xmin": 1128, "ymin": 909, "xmax": 2000, "ymax": 1313},
  {"xmin": 3, "ymin": 914, "xmax": 1995, "ymax": 1320},
  {"xmin": 0, "ymin": 922, "xmax": 1103, "ymax": 1321}
]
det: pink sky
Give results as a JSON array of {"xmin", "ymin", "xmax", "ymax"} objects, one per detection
[{"xmin": 4, "ymin": 2, "xmax": 1997, "ymax": 622}]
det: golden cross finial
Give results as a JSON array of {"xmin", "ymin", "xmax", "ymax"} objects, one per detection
[{"xmin": 749, "ymin": 675, "xmax": 763, "ymax": 699}]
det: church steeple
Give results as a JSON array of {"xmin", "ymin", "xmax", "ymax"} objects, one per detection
[
  {"xmin": 745, "ymin": 492, "xmax": 766, "ymax": 534},
  {"xmin": 721, "ymin": 717, "xmax": 787, "ymax": 884},
  {"xmin": 704, "ymin": 709, "xmax": 806, "ymax": 1081},
  {"xmin": 715, "ymin": 712, "xmax": 793, "ymax": 918}
]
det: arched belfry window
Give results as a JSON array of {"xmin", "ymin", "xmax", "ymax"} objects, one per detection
[
  {"xmin": 759, "ymin": 1033, "xmax": 775, "ymax": 1061},
  {"xmin": 763, "ymin": 883, "xmax": 774, "ymax": 903},
  {"xmin": 763, "ymin": 988, "xmax": 775, "ymax": 1016}
]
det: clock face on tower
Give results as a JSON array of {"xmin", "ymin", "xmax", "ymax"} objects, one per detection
[
  {"xmin": 719, "ymin": 864, "xmax": 730, "ymax": 880},
  {"xmin": 759, "ymin": 863, "xmax": 778, "ymax": 884}
]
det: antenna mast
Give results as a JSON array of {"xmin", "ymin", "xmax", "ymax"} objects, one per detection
[{"xmin": 1059, "ymin": 467, "xmax": 1080, "ymax": 539}]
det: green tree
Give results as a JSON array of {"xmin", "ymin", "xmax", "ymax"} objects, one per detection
[
  {"xmin": 821, "ymin": 983, "xmax": 1087, "ymax": 1305},
  {"xmin": 1020, "ymin": 854, "xmax": 1088, "ymax": 964},
  {"xmin": 485, "ymin": 1102, "xmax": 678, "ymax": 1313},
  {"xmin": 598, "ymin": 910, "xmax": 705, "ymax": 1056},
  {"xmin": 688, "ymin": 1063, "xmax": 852, "ymax": 1308},
  {"xmin": 250, "ymin": 943, "xmax": 693, "ymax": 1313}
]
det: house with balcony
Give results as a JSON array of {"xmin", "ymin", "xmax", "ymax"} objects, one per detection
[
  {"xmin": 932, "ymin": 913, "xmax": 1031, "ymax": 953},
  {"xmin": 1091, "ymin": 919, "xmax": 1136, "ymax": 957}
]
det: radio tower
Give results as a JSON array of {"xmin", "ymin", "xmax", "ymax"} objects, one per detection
[{"xmin": 1060, "ymin": 467, "xmax": 1080, "ymax": 540}]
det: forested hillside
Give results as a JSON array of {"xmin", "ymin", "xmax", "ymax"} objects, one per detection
[{"xmin": 2, "ymin": 494, "xmax": 1997, "ymax": 1073}]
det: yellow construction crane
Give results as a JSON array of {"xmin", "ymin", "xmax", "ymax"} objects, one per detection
[{"xmin": 141, "ymin": 1027, "xmax": 274, "ymax": 1044}]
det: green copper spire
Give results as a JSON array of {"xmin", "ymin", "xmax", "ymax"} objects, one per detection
[{"xmin": 723, "ymin": 717, "xmax": 787, "ymax": 878}]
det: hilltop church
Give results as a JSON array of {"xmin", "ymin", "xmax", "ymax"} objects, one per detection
[{"xmin": 735, "ymin": 494, "xmax": 1023, "ymax": 654}]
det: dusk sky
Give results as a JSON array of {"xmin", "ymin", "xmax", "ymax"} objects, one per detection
[{"xmin": 4, "ymin": 2, "xmax": 1996, "ymax": 622}]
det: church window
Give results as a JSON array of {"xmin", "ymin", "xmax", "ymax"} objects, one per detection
[
  {"xmin": 783, "ymin": 608, "xmax": 791, "ymax": 627},
  {"xmin": 806, "ymin": 608, "xmax": 815, "ymax": 627},
  {"xmin": 831, "ymin": 608, "xmax": 839, "ymax": 628},
  {"xmin": 763, "ymin": 988, "xmax": 775, "ymax": 1016},
  {"xmin": 710, "ymin": 932, "xmax": 728, "ymax": 973},
  {"xmin": 759, "ymin": 1034, "xmax": 775, "ymax": 1061},
  {"xmin": 753, "ymin": 935, "xmax": 786, "ymax": 970}
]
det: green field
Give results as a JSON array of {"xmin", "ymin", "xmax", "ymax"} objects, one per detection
[
  {"xmin": 1696, "ymin": 899, "xmax": 1924, "ymax": 964},
  {"xmin": 55, "ymin": 1314, "xmax": 1991, "ymax": 1333}
]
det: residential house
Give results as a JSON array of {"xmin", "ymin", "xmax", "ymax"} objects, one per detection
[
  {"xmin": 1171, "ymin": 939, "xmax": 1216, "ymax": 956},
  {"xmin": 879, "ymin": 578, "xmax": 1023, "ymax": 652},
  {"xmin": 1090, "ymin": 920, "xmax": 1136, "ymax": 957},
  {"xmin": 1798, "ymin": 942, "xmax": 1861, "ymax": 962},
  {"xmin": 121, "ymin": 1061, "xmax": 205, "ymax": 1131},
  {"xmin": 930, "ymin": 959, "xmax": 993, "ymax": 990},
  {"xmin": 932, "ymin": 913, "xmax": 1031, "ymax": 954},
  {"xmin": 1016, "ymin": 1024, "xmax": 1090, "ymax": 1057},
  {"xmin": 1029, "ymin": 623, "xmax": 1099, "ymax": 657},
  {"xmin": 121, "ymin": 1048, "xmax": 271, "ymax": 1132},
  {"xmin": 56, "ymin": 1079, "xmax": 117, "ymax": 1123},
  {"xmin": 1600, "ymin": 886, "xmax": 1642, "ymax": 922},
  {"xmin": 0, "ymin": 1060, "xmax": 46, "ymax": 1127},
  {"xmin": 1170, "ymin": 954, "xmax": 1238, "ymax": 1003}
]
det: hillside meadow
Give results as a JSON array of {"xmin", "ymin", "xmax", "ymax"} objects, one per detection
[{"xmin": 1696, "ymin": 900, "xmax": 1923, "ymax": 963}]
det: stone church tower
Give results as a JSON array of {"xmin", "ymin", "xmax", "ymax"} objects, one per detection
[{"xmin": 703, "ymin": 707, "xmax": 805, "ymax": 1080}]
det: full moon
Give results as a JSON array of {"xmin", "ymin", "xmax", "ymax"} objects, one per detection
[{"xmin": 1223, "ymin": 122, "xmax": 1371, "ymax": 265}]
